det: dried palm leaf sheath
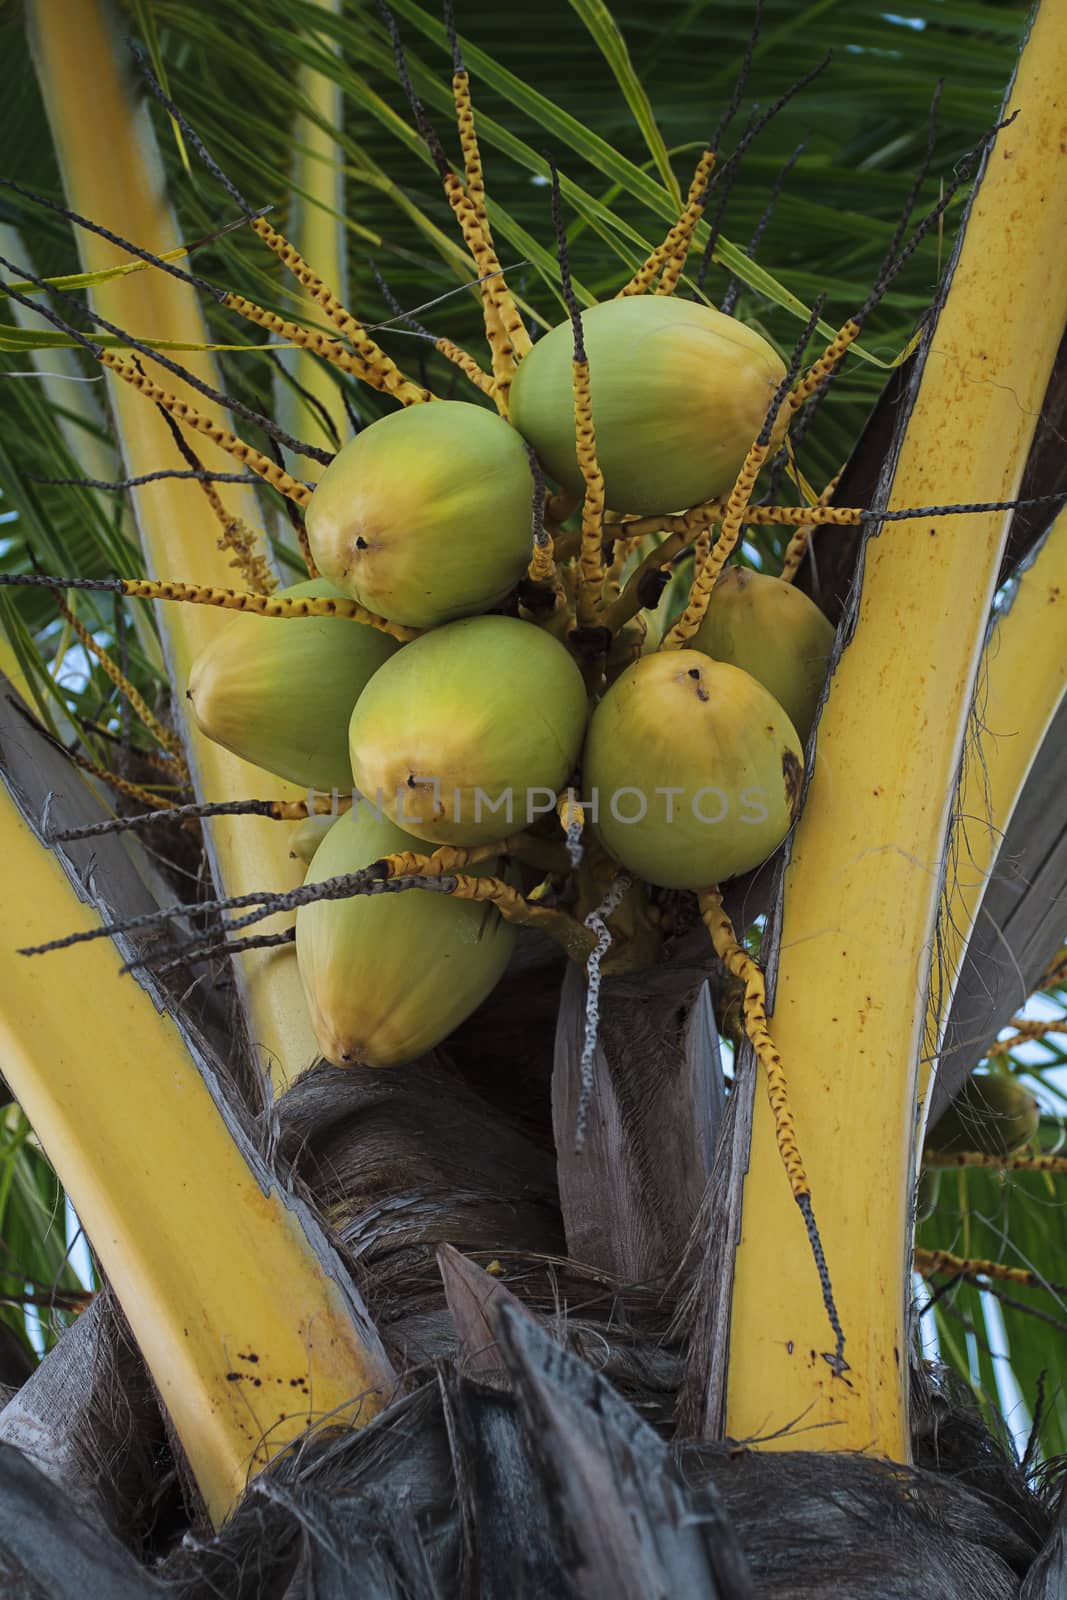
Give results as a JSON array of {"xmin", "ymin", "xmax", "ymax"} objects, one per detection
[
  {"xmin": 724, "ymin": 3, "xmax": 1067, "ymax": 1458},
  {"xmin": 29, "ymin": 0, "xmax": 317, "ymax": 1087}
]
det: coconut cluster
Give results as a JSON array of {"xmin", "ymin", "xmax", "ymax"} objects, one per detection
[{"xmin": 188, "ymin": 297, "xmax": 835, "ymax": 1069}]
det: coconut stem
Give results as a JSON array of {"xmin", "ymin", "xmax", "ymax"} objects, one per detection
[
  {"xmin": 915, "ymin": 1248, "xmax": 1067, "ymax": 1294},
  {"xmin": 619, "ymin": 147, "xmax": 717, "ymax": 298},
  {"xmin": 924, "ymin": 1150, "xmax": 1067, "ymax": 1173},
  {"xmin": 699, "ymin": 886, "xmax": 846, "ymax": 1375},
  {"xmin": 780, "ymin": 467, "xmax": 842, "ymax": 582},
  {"xmin": 1, "ymin": 574, "xmax": 415, "ymax": 641},
  {"xmin": 153, "ymin": 405, "xmax": 279, "ymax": 596},
  {"xmin": 572, "ymin": 359, "xmax": 608, "ymax": 626},
  {"xmin": 449, "ymin": 70, "xmax": 530, "ymax": 404},
  {"xmin": 52, "ymin": 593, "xmax": 188, "ymax": 772},
  {"xmin": 444, "ymin": 873, "xmax": 596, "ymax": 962},
  {"xmin": 788, "ymin": 318, "xmax": 862, "ymax": 413},
  {"xmin": 662, "ymin": 443, "xmax": 767, "ymax": 648},
  {"xmin": 93, "ymin": 350, "xmax": 313, "ymax": 507},
  {"xmin": 223, "ymin": 291, "xmax": 431, "ymax": 405},
  {"xmin": 247, "ymin": 216, "xmax": 431, "ymax": 404}
]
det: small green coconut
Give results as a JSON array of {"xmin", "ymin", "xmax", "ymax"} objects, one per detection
[
  {"xmin": 288, "ymin": 812, "xmax": 340, "ymax": 865},
  {"xmin": 349, "ymin": 614, "xmax": 588, "ymax": 846},
  {"xmin": 925, "ymin": 1073, "xmax": 1040, "ymax": 1158},
  {"xmin": 510, "ymin": 297, "xmax": 787, "ymax": 515},
  {"xmin": 304, "ymin": 400, "xmax": 534, "ymax": 628},
  {"xmin": 583, "ymin": 650, "xmax": 803, "ymax": 889},
  {"xmin": 187, "ymin": 579, "xmax": 397, "ymax": 792},
  {"xmin": 690, "ymin": 567, "xmax": 835, "ymax": 742},
  {"xmin": 297, "ymin": 808, "xmax": 515, "ymax": 1067}
]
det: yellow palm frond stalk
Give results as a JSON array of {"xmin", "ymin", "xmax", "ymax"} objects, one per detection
[
  {"xmin": 724, "ymin": 2, "xmax": 1067, "ymax": 1459},
  {"xmin": 275, "ymin": 0, "xmax": 351, "ymax": 474},
  {"xmin": 29, "ymin": 0, "xmax": 317, "ymax": 1087},
  {"xmin": 920, "ymin": 502, "xmax": 1067, "ymax": 1117},
  {"xmin": 0, "ymin": 668, "xmax": 394, "ymax": 1527}
]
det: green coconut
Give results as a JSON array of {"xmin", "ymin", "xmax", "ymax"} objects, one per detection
[
  {"xmin": 296, "ymin": 808, "xmax": 515, "ymax": 1067},
  {"xmin": 925, "ymin": 1074, "xmax": 1040, "ymax": 1158},
  {"xmin": 304, "ymin": 400, "xmax": 534, "ymax": 628},
  {"xmin": 288, "ymin": 812, "xmax": 340, "ymax": 865},
  {"xmin": 690, "ymin": 567, "xmax": 835, "ymax": 742},
  {"xmin": 187, "ymin": 579, "xmax": 397, "ymax": 792},
  {"xmin": 349, "ymin": 614, "xmax": 588, "ymax": 846},
  {"xmin": 510, "ymin": 297, "xmax": 787, "ymax": 515},
  {"xmin": 583, "ymin": 650, "xmax": 803, "ymax": 889}
]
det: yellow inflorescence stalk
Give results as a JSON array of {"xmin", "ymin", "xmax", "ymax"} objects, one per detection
[
  {"xmin": 700, "ymin": 888, "xmax": 844, "ymax": 1368},
  {"xmin": 788, "ymin": 320, "xmax": 861, "ymax": 413},
  {"xmin": 618, "ymin": 147, "xmax": 716, "ymax": 297},
  {"xmin": 780, "ymin": 469, "xmax": 842, "ymax": 582},
  {"xmin": 451, "ymin": 65, "xmax": 531, "ymax": 404},
  {"xmin": 915, "ymin": 1248, "xmax": 1063, "ymax": 1292},
  {"xmin": 572, "ymin": 359, "xmax": 608, "ymax": 626},
  {"xmin": 375, "ymin": 840, "xmax": 503, "ymax": 879},
  {"xmin": 53, "ymin": 595, "xmax": 188, "ymax": 771},
  {"xmin": 527, "ymin": 536, "xmax": 556, "ymax": 584},
  {"xmin": 96, "ymin": 351, "xmax": 312, "ymax": 508},
  {"xmin": 446, "ymin": 872, "xmax": 596, "ymax": 961},
  {"xmin": 924, "ymin": 1150, "xmax": 1067, "ymax": 1174},
  {"xmin": 248, "ymin": 216, "xmax": 431, "ymax": 405},
  {"xmin": 67, "ymin": 750, "xmax": 179, "ymax": 811},
  {"xmin": 223, "ymin": 291, "xmax": 406, "ymax": 389},
  {"xmin": 662, "ymin": 441, "xmax": 769, "ymax": 648},
  {"xmin": 434, "ymin": 334, "xmax": 494, "ymax": 395},
  {"xmin": 189, "ymin": 468, "xmax": 277, "ymax": 594},
  {"xmin": 987, "ymin": 1018, "xmax": 1067, "ymax": 1055},
  {"xmin": 438, "ymin": 169, "xmax": 517, "ymax": 414},
  {"xmin": 115, "ymin": 578, "xmax": 418, "ymax": 642},
  {"xmin": 700, "ymin": 889, "xmax": 808, "ymax": 1203}
]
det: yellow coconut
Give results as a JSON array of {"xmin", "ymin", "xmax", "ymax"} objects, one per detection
[
  {"xmin": 690, "ymin": 566, "xmax": 835, "ymax": 742},
  {"xmin": 304, "ymin": 400, "xmax": 534, "ymax": 628},
  {"xmin": 349, "ymin": 614, "xmax": 589, "ymax": 846},
  {"xmin": 925, "ymin": 1073, "xmax": 1040, "ymax": 1157},
  {"xmin": 510, "ymin": 296, "xmax": 787, "ymax": 515},
  {"xmin": 582, "ymin": 650, "xmax": 803, "ymax": 889},
  {"xmin": 187, "ymin": 579, "xmax": 397, "ymax": 792},
  {"xmin": 296, "ymin": 807, "xmax": 515, "ymax": 1067}
]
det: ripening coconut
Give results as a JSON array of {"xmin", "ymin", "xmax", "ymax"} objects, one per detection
[
  {"xmin": 583, "ymin": 650, "xmax": 803, "ymax": 889},
  {"xmin": 925, "ymin": 1074, "xmax": 1040, "ymax": 1158},
  {"xmin": 297, "ymin": 808, "xmax": 515, "ymax": 1067},
  {"xmin": 304, "ymin": 400, "xmax": 534, "ymax": 628},
  {"xmin": 510, "ymin": 297, "xmax": 787, "ymax": 514},
  {"xmin": 349, "ymin": 614, "xmax": 588, "ymax": 846},
  {"xmin": 690, "ymin": 567, "xmax": 835, "ymax": 742},
  {"xmin": 187, "ymin": 579, "xmax": 397, "ymax": 792}
]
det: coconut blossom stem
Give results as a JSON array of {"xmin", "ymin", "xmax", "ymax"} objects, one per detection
[
  {"xmin": 664, "ymin": 302, "xmax": 822, "ymax": 648},
  {"xmin": 699, "ymin": 886, "xmax": 846, "ymax": 1376},
  {"xmin": 0, "ymin": 573, "xmax": 417, "ymax": 642}
]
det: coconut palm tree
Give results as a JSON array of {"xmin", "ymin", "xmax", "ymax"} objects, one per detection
[{"xmin": 0, "ymin": 0, "xmax": 1064, "ymax": 1593}]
